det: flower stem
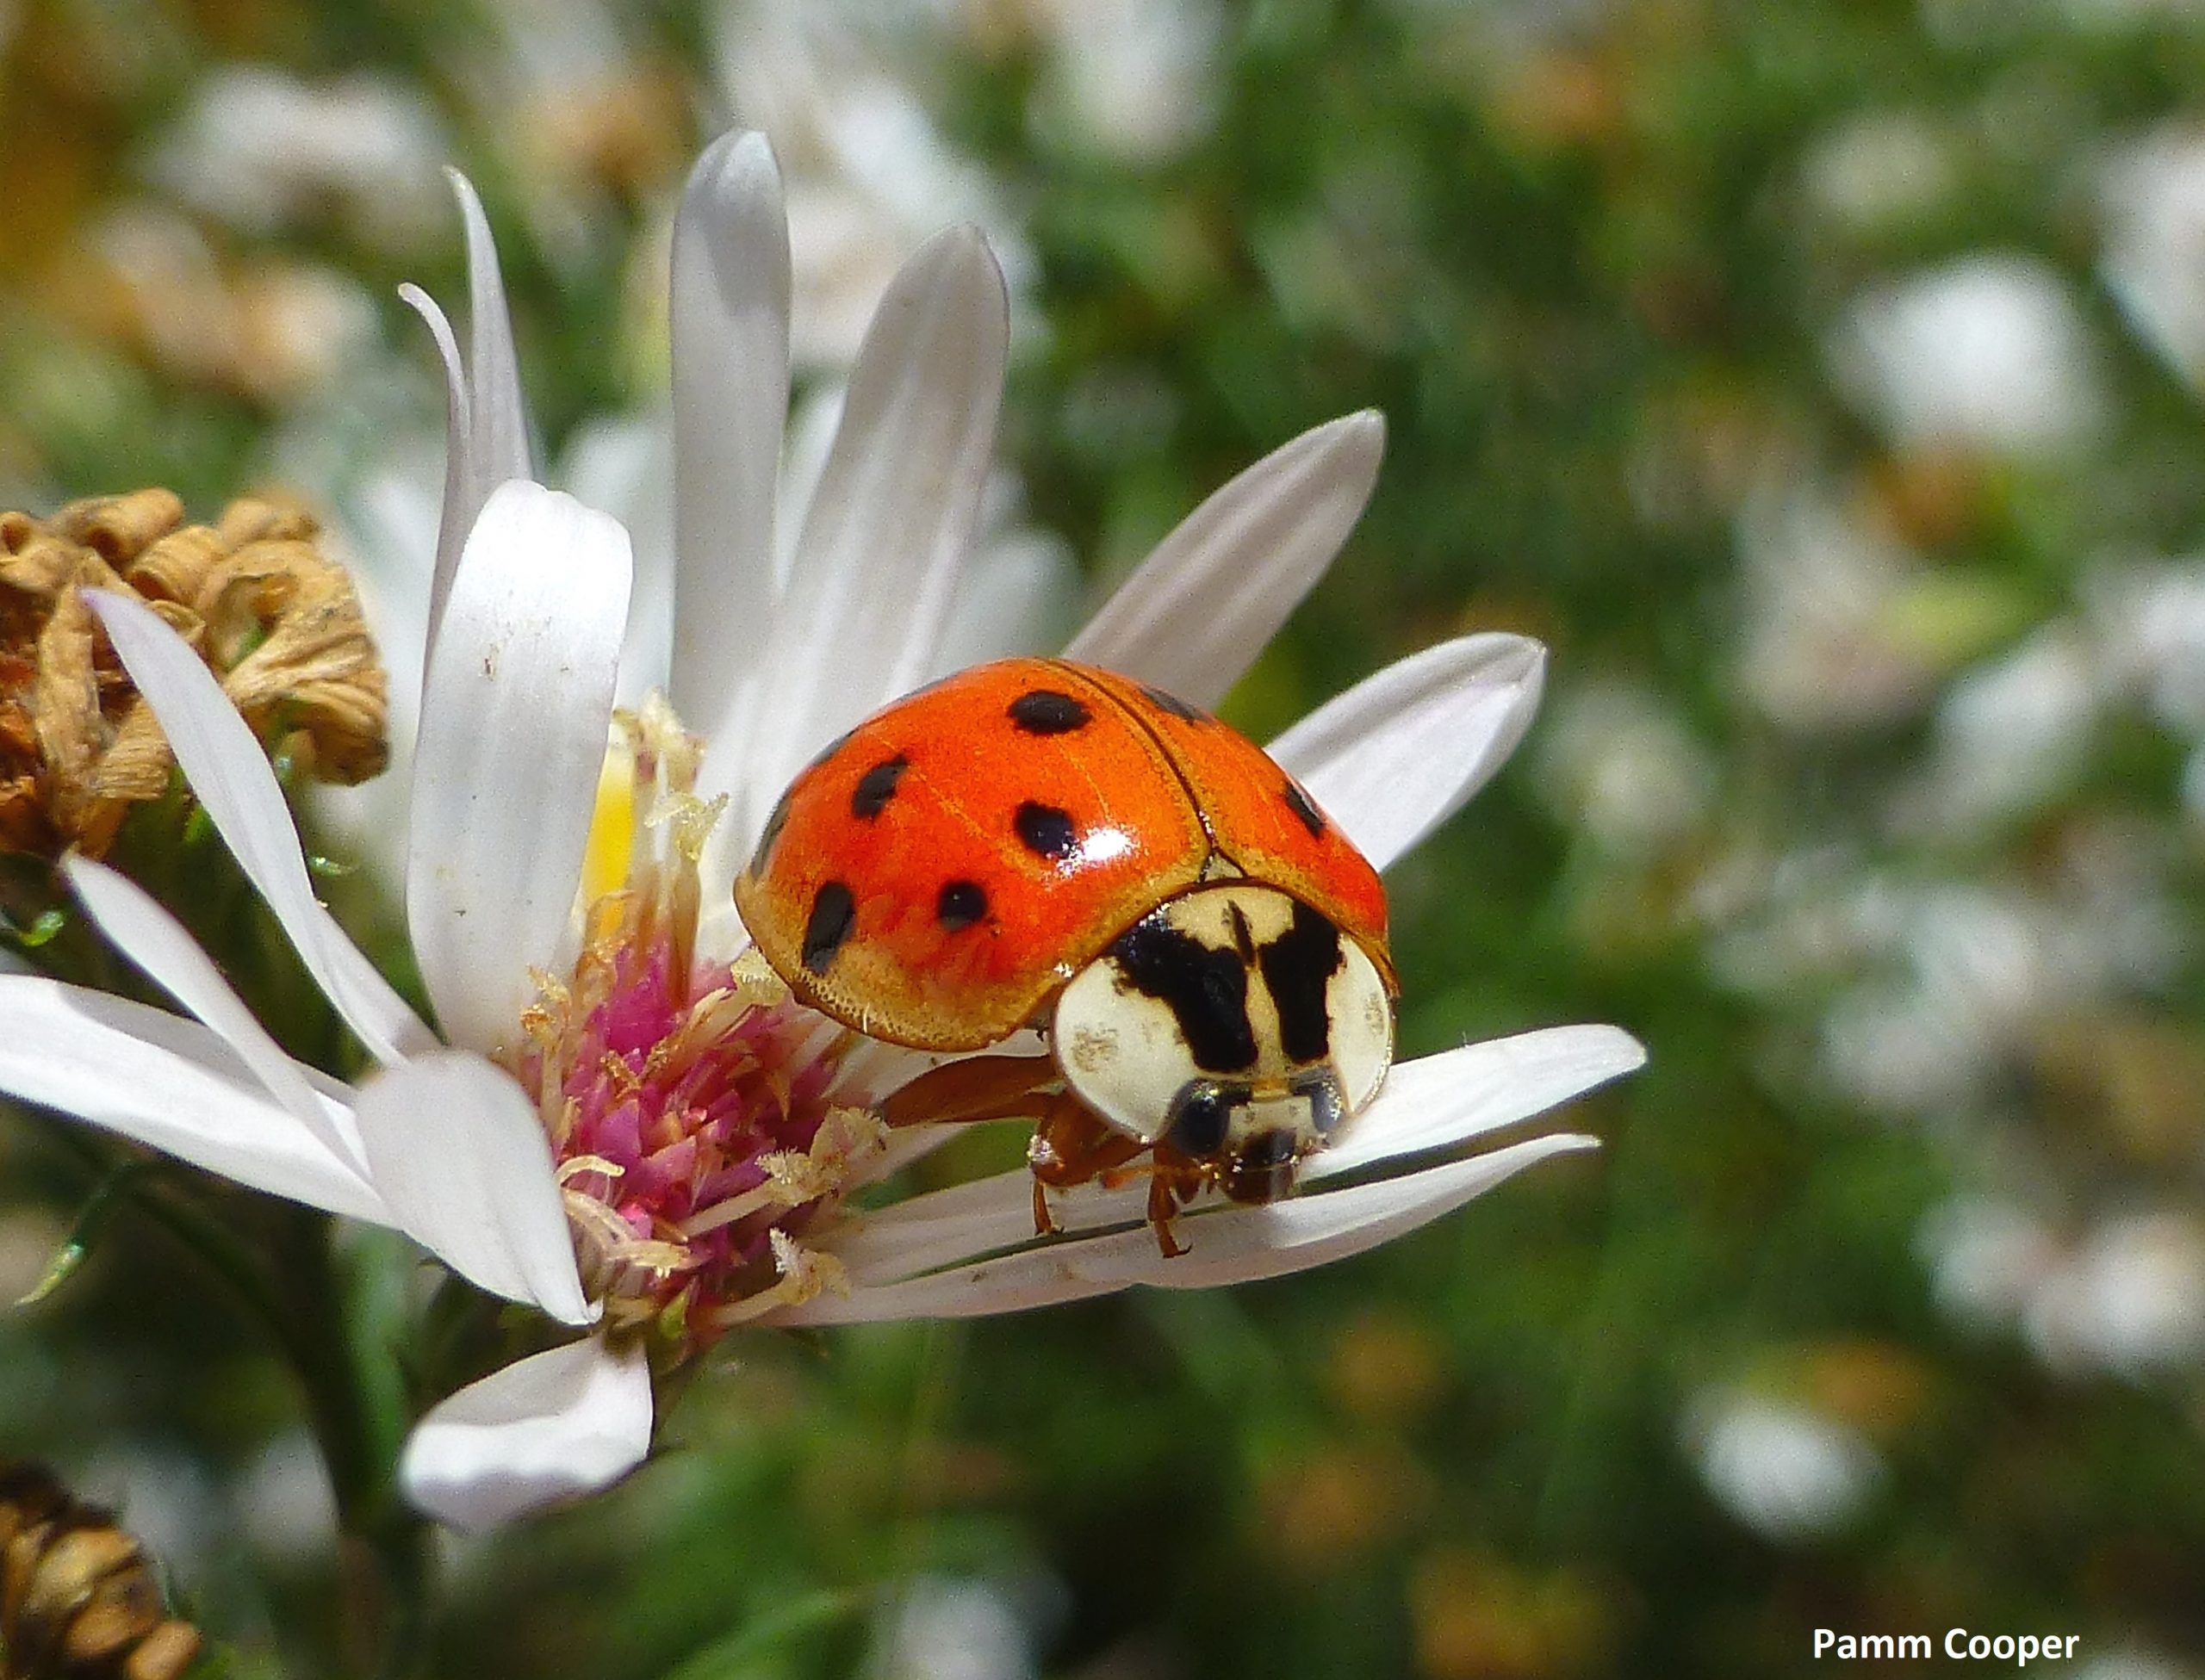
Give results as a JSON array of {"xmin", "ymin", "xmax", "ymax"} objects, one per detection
[
  {"xmin": 268, "ymin": 1208, "xmax": 435, "ymax": 1680},
  {"xmin": 90, "ymin": 1156, "xmax": 435, "ymax": 1677}
]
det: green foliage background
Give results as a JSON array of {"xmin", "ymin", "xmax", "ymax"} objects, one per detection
[{"xmin": 3, "ymin": 1, "xmax": 2203, "ymax": 1676}]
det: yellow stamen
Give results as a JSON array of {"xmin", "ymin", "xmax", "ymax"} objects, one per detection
[
  {"xmin": 580, "ymin": 737, "xmax": 637, "ymax": 906},
  {"xmin": 705, "ymin": 1231, "xmax": 849, "ymax": 1328},
  {"xmin": 556, "ymin": 1154, "xmax": 625, "ymax": 1186}
]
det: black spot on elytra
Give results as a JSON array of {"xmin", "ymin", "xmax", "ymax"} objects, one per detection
[
  {"xmin": 1013, "ymin": 801, "xmax": 1078, "ymax": 861},
  {"xmin": 1282, "ymin": 779, "xmax": 1327, "ymax": 840},
  {"xmin": 849, "ymin": 754, "xmax": 910, "ymax": 820},
  {"xmin": 937, "ymin": 879, "xmax": 989, "ymax": 932},
  {"xmin": 1140, "ymin": 683, "xmax": 1210, "ymax": 722},
  {"xmin": 800, "ymin": 882, "xmax": 857, "ymax": 974},
  {"xmin": 1008, "ymin": 689, "xmax": 1090, "ymax": 735},
  {"xmin": 1110, "ymin": 912, "xmax": 1258, "ymax": 1074},
  {"xmin": 1257, "ymin": 899, "xmax": 1345, "ymax": 1065}
]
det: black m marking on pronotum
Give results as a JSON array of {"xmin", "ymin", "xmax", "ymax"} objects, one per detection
[
  {"xmin": 1257, "ymin": 899, "xmax": 1345, "ymax": 1065},
  {"xmin": 1110, "ymin": 913, "xmax": 1259, "ymax": 1074}
]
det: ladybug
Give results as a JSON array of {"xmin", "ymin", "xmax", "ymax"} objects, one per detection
[{"xmin": 735, "ymin": 657, "xmax": 1397, "ymax": 1254}]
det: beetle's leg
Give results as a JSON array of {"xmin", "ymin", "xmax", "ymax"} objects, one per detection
[
  {"xmin": 1027, "ymin": 1096, "xmax": 1146, "ymax": 1188},
  {"xmin": 1140, "ymin": 1144, "xmax": 1213, "ymax": 1259},
  {"xmin": 1026, "ymin": 1095, "xmax": 1146, "ymax": 1237},
  {"xmin": 1144, "ymin": 1171, "xmax": 1190, "ymax": 1259},
  {"xmin": 879, "ymin": 1054, "xmax": 1060, "ymax": 1128}
]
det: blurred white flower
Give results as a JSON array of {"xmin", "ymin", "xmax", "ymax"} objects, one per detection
[
  {"xmin": 712, "ymin": 0, "xmax": 1033, "ymax": 368},
  {"xmin": 2101, "ymin": 126, "xmax": 2205, "ymax": 387},
  {"xmin": 1690, "ymin": 1392, "xmax": 1882, "ymax": 1541},
  {"xmin": 2087, "ymin": 557, "xmax": 2205, "ymax": 736},
  {"xmin": 1923, "ymin": 1199, "xmax": 2205, "ymax": 1379},
  {"xmin": 1918, "ymin": 1196, "xmax": 2062, "ymax": 1330},
  {"xmin": 1897, "ymin": 625, "xmax": 2108, "ymax": 835},
  {"xmin": 1799, "ymin": 111, "xmax": 1959, "ymax": 234},
  {"xmin": 1831, "ymin": 254, "xmax": 2107, "ymax": 458},
  {"xmin": 1535, "ymin": 679, "xmax": 1717, "ymax": 858},
  {"xmin": 456, "ymin": 0, "xmax": 686, "ymax": 262},
  {"xmin": 233, "ymin": 1433, "xmax": 339, "ymax": 1564},
  {"xmin": 90, "ymin": 207, "xmax": 380, "ymax": 402},
  {"xmin": 2027, "ymin": 1212, "xmax": 2205, "ymax": 1377},
  {"xmin": 1736, "ymin": 488, "xmax": 1941, "ymax": 730},
  {"xmin": 1018, "ymin": 0, "xmax": 1222, "ymax": 163},
  {"xmin": 1817, "ymin": 876, "xmax": 2174, "ymax": 1117},
  {"xmin": 878, "ymin": 1577, "xmax": 1040, "ymax": 1680},
  {"xmin": 146, "ymin": 65, "xmax": 449, "ymax": 250}
]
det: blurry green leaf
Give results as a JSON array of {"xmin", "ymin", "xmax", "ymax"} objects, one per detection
[{"xmin": 653, "ymin": 1589, "xmax": 861, "ymax": 1680}]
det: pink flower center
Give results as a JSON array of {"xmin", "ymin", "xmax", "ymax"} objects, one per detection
[
  {"xmin": 536, "ymin": 935, "xmax": 847, "ymax": 1345},
  {"xmin": 513, "ymin": 699, "xmax": 884, "ymax": 1353}
]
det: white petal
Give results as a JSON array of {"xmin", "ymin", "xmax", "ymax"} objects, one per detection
[
  {"xmin": 399, "ymin": 1337, "xmax": 651, "ymax": 1531},
  {"xmin": 396, "ymin": 280, "xmax": 471, "ymax": 665},
  {"xmin": 929, "ymin": 522, "xmax": 1080, "ymax": 677},
  {"xmin": 1269, "ymin": 633, "xmax": 1547, "ymax": 872},
  {"xmin": 565, "ymin": 414, "xmax": 675, "ymax": 704},
  {"xmin": 0, "ymin": 978, "xmax": 387, "ymax": 1223},
  {"xmin": 413, "ymin": 171, "xmax": 533, "ymax": 655},
  {"xmin": 669, "ymin": 131, "xmax": 792, "ymax": 735},
  {"xmin": 1063, "ymin": 412, "xmax": 1385, "ymax": 708},
  {"xmin": 85, "ymin": 591, "xmax": 436, "ymax": 1066},
  {"xmin": 407, "ymin": 481, "xmax": 631, "ymax": 1057},
  {"xmin": 779, "ymin": 1133, "xmax": 1595, "ymax": 1324},
  {"xmin": 822, "ymin": 1027, "xmax": 1643, "ymax": 1287},
  {"xmin": 823, "ymin": 1165, "xmax": 1090, "ymax": 1289},
  {"xmin": 452, "ymin": 169, "xmax": 533, "ymax": 499},
  {"xmin": 728, "ymin": 226, "xmax": 1008, "ymax": 847},
  {"xmin": 63, "ymin": 856, "xmax": 368, "ymax": 1175},
  {"xmin": 351, "ymin": 1051, "xmax": 591, "ymax": 1324},
  {"xmin": 308, "ymin": 461, "xmax": 439, "ymax": 898},
  {"xmin": 1305, "ymin": 1026, "xmax": 1646, "ymax": 1180}
]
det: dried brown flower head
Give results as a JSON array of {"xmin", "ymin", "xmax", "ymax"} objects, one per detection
[
  {"xmin": 1, "ymin": 487, "xmax": 388, "ymax": 860},
  {"xmin": 0, "ymin": 1462, "xmax": 200, "ymax": 1680}
]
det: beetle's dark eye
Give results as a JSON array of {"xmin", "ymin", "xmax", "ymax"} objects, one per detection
[
  {"xmin": 1165, "ymin": 1082, "xmax": 1233, "ymax": 1157},
  {"xmin": 1291, "ymin": 1069, "xmax": 1346, "ymax": 1137}
]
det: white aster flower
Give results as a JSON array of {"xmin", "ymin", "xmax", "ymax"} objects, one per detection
[
  {"xmin": 0, "ymin": 131, "xmax": 1642, "ymax": 1533},
  {"xmin": 147, "ymin": 65, "xmax": 450, "ymax": 251},
  {"xmin": 1830, "ymin": 254, "xmax": 2107, "ymax": 460},
  {"xmin": 711, "ymin": 1, "xmax": 1032, "ymax": 369},
  {"xmin": 1690, "ymin": 1391, "xmax": 1883, "ymax": 1541},
  {"xmin": 2100, "ymin": 125, "xmax": 2205, "ymax": 389},
  {"xmin": 2026, "ymin": 1212, "xmax": 2205, "ymax": 1378}
]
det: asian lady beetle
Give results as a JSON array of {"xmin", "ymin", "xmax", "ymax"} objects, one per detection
[{"xmin": 735, "ymin": 657, "xmax": 1397, "ymax": 1255}]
